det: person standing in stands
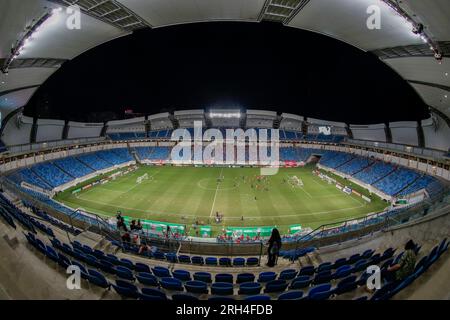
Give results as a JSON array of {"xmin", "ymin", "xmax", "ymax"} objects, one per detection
[{"xmin": 267, "ymin": 228, "xmax": 282, "ymax": 267}]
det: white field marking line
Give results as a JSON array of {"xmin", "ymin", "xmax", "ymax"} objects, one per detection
[
  {"xmin": 285, "ymin": 174, "xmax": 312, "ymax": 199},
  {"xmin": 85, "ymin": 169, "xmax": 161, "ymax": 195},
  {"xmin": 72, "ymin": 192, "xmax": 364, "ymax": 219},
  {"xmin": 123, "ymin": 169, "xmax": 161, "ymax": 193},
  {"xmin": 197, "ymin": 178, "xmax": 239, "ymax": 191},
  {"xmin": 209, "ymin": 167, "xmax": 224, "ymax": 218}
]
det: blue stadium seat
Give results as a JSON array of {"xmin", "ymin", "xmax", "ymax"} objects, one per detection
[
  {"xmin": 193, "ymin": 272, "xmax": 212, "ymax": 283},
  {"xmin": 160, "ymin": 277, "xmax": 183, "ymax": 291},
  {"xmin": 279, "ymin": 269, "xmax": 298, "ymax": 280},
  {"xmin": 87, "ymin": 269, "xmax": 110, "ymax": 289},
  {"xmin": 233, "ymin": 257, "xmax": 245, "ymax": 266},
  {"xmin": 215, "ymin": 273, "xmax": 233, "ymax": 284},
  {"xmin": 136, "ymin": 273, "xmax": 159, "ymax": 287},
  {"xmin": 141, "ymin": 287, "xmax": 167, "ymax": 300},
  {"xmin": 219, "ymin": 257, "xmax": 231, "ymax": 266},
  {"xmin": 238, "ymin": 282, "xmax": 261, "ymax": 295},
  {"xmin": 205, "ymin": 257, "xmax": 218, "ymax": 266},
  {"xmin": 211, "ymin": 282, "xmax": 234, "ymax": 295},
  {"xmin": 135, "ymin": 262, "xmax": 151, "ymax": 274},
  {"xmin": 246, "ymin": 257, "xmax": 259, "ymax": 266},
  {"xmin": 112, "ymin": 280, "xmax": 139, "ymax": 299},
  {"xmin": 308, "ymin": 284, "xmax": 332, "ymax": 300},
  {"xmin": 278, "ymin": 290, "xmax": 304, "ymax": 300},
  {"xmin": 185, "ymin": 280, "xmax": 208, "ymax": 294},
  {"xmin": 152, "ymin": 266, "xmax": 171, "ymax": 278},
  {"xmin": 173, "ymin": 269, "xmax": 191, "ymax": 281},
  {"xmin": 114, "ymin": 266, "xmax": 135, "ymax": 281},
  {"xmin": 264, "ymin": 280, "xmax": 288, "ymax": 293},
  {"xmin": 236, "ymin": 273, "xmax": 255, "ymax": 284},
  {"xmin": 258, "ymin": 272, "xmax": 277, "ymax": 283},
  {"xmin": 333, "ymin": 275, "xmax": 357, "ymax": 295},
  {"xmin": 289, "ymin": 276, "xmax": 311, "ymax": 290}
]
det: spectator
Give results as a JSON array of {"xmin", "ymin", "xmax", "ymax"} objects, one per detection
[
  {"xmin": 121, "ymin": 232, "xmax": 131, "ymax": 243},
  {"xmin": 267, "ymin": 228, "xmax": 282, "ymax": 267},
  {"xmin": 383, "ymin": 240, "xmax": 417, "ymax": 283}
]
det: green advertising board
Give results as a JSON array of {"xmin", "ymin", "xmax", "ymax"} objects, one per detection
[
  {"xmin": 289, "ymin": 224, "xmax": 302, "ymax": 234},
  {"xmin": 226, "ymin": 226, "xmax": 275, "ymax": 237},
  {"xmin": 71, "ymin": 188, "xmax": 82, "ymax": 194},
  {"xmin": 123, "ymin": 216, "xmax": 186, "ymax": 235},
  {"xmin": 199, "ymin": 226, "xmax": 212, "ymax": 237}
]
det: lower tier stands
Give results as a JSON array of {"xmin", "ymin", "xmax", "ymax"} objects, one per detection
[
  {"xmin": 54, "ymin": 157, "xmax": 94, "ymax": 178},
  {"xmin": 96, "ymin": 149, "xmax": 131, "ymax": 165},
  {"xmin": 5, "ymin": 147, "xmax": 445, "ymax": 199},
  {"xmin": 374, "ymin": 168, "xmax": 420, "ymax": 196},
  {"xmin": 353, "ymin": 161, "xmax": 395, "ymax": 185},
  {"xmin": 31, "ymin": 163, "xmax": 73, "ymax": 188},
  {"xmin": 7, "ymin": 205, "xmax": 446, "ymax": 301},
  {"xmin": 77, "ymin": 153, "xmax": 112, "ymax": 171},
  {"xmin": 338, "ymin": 156, "xmax": 373, "ymax": 176},
  {"xmin": 319, "ymin": 151, "xmax": 354, "ymax": 169},
  {"xmin": 8, "ymin": 168, "xmax": 51, "ymax": 190},
  {"xmin": 397, "ymin": 176, "xmax": 440, "ymax": 197},
  {"xmin": 280, "ymin": 147, "xmax": 315, "ymax": 162}
]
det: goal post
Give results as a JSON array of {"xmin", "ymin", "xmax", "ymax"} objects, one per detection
[{"xmin": 136, "ymin": 173, "xmax": 149, "ymax": 184}]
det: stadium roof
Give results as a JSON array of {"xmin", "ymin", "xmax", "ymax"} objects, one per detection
[{"xmin": 0, "ymin": 0, "xmax": 449, "ymax": 122}]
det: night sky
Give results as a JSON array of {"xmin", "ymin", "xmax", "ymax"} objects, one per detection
[{"xmin": 26, "ymin": 21, "xmax": 429, "ymax": 124}]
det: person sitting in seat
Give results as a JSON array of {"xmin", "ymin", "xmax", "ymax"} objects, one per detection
[{"xmin": 384, "ymin": 240, "xmax": 417, "ymax": 283}]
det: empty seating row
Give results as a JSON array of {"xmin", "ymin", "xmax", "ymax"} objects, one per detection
[
  {"xmin": 54, "ymin": 157, "xmax": 94, "ymax": 178},
  {"xmin": 374, "ymin": 168, "xmax": 420, "ymax": 196}
]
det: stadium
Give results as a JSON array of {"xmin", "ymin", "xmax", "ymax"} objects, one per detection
[{"xmin": 0, "ymin": 0, "xmax": 449, "ymax": 305}]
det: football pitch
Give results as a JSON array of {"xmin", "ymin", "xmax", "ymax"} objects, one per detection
[{"xmin": 55, "ymin": 165, "xmax": 387, "ymax": 235}]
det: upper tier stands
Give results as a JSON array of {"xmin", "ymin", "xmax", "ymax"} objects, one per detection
[
  {"xmin": 398, "ymin": 176, "xmax": 440, "ymax": 197},
  {"xmin": 54, "ymin": 157, "xmax": 94, "ymax": 178},
  {"xmin": 31, "ymin": 163, "xmax": 73, "ymax": 188},
  {"xmin": 148, "ymin": 130, "xmax": 172, "ymax": 139},
  {"xmin": 374, "ymin": 168, "xmax": 421, "ymax": 196},
  {"xmin": 305, "ymin": 134, "xmax": 345, "ymax": 143},
  {"xmin": 106, "ymin": 128, "xmax": 345, "ymax": 144},
  {"xmin": 108, "ymin": 132, "xmax": 146, "ymax": 141}
]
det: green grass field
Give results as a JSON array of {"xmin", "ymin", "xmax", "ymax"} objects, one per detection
[{"xmin": 55, "ymin": 165, "xmax": 388, "ymax": 235}]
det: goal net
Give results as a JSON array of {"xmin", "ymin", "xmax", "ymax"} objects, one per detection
[
  {"xmin": 136, "ymin": 173, "xmax": 149, "ymax": 184},
  {"xmin": 288, "ymin": 175, "xmax": 303, "ymax": 187}
]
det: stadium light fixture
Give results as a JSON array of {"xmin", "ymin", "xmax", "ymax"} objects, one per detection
[
  {"xmin": 1, "ymin": 8, "xmax": 58, "ymax": 73},
  {"xmin": 208, "ymin": 111, "xmax": 241, "ymax": 119},
  {"xmin": 381, "ymin": 0, "xmax": 442, "ymax": 62}
]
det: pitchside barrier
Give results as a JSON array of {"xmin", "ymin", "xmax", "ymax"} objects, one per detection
[{"xmin": 2, "ymin": 177, "xmax": 449, "ymax": 257}]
